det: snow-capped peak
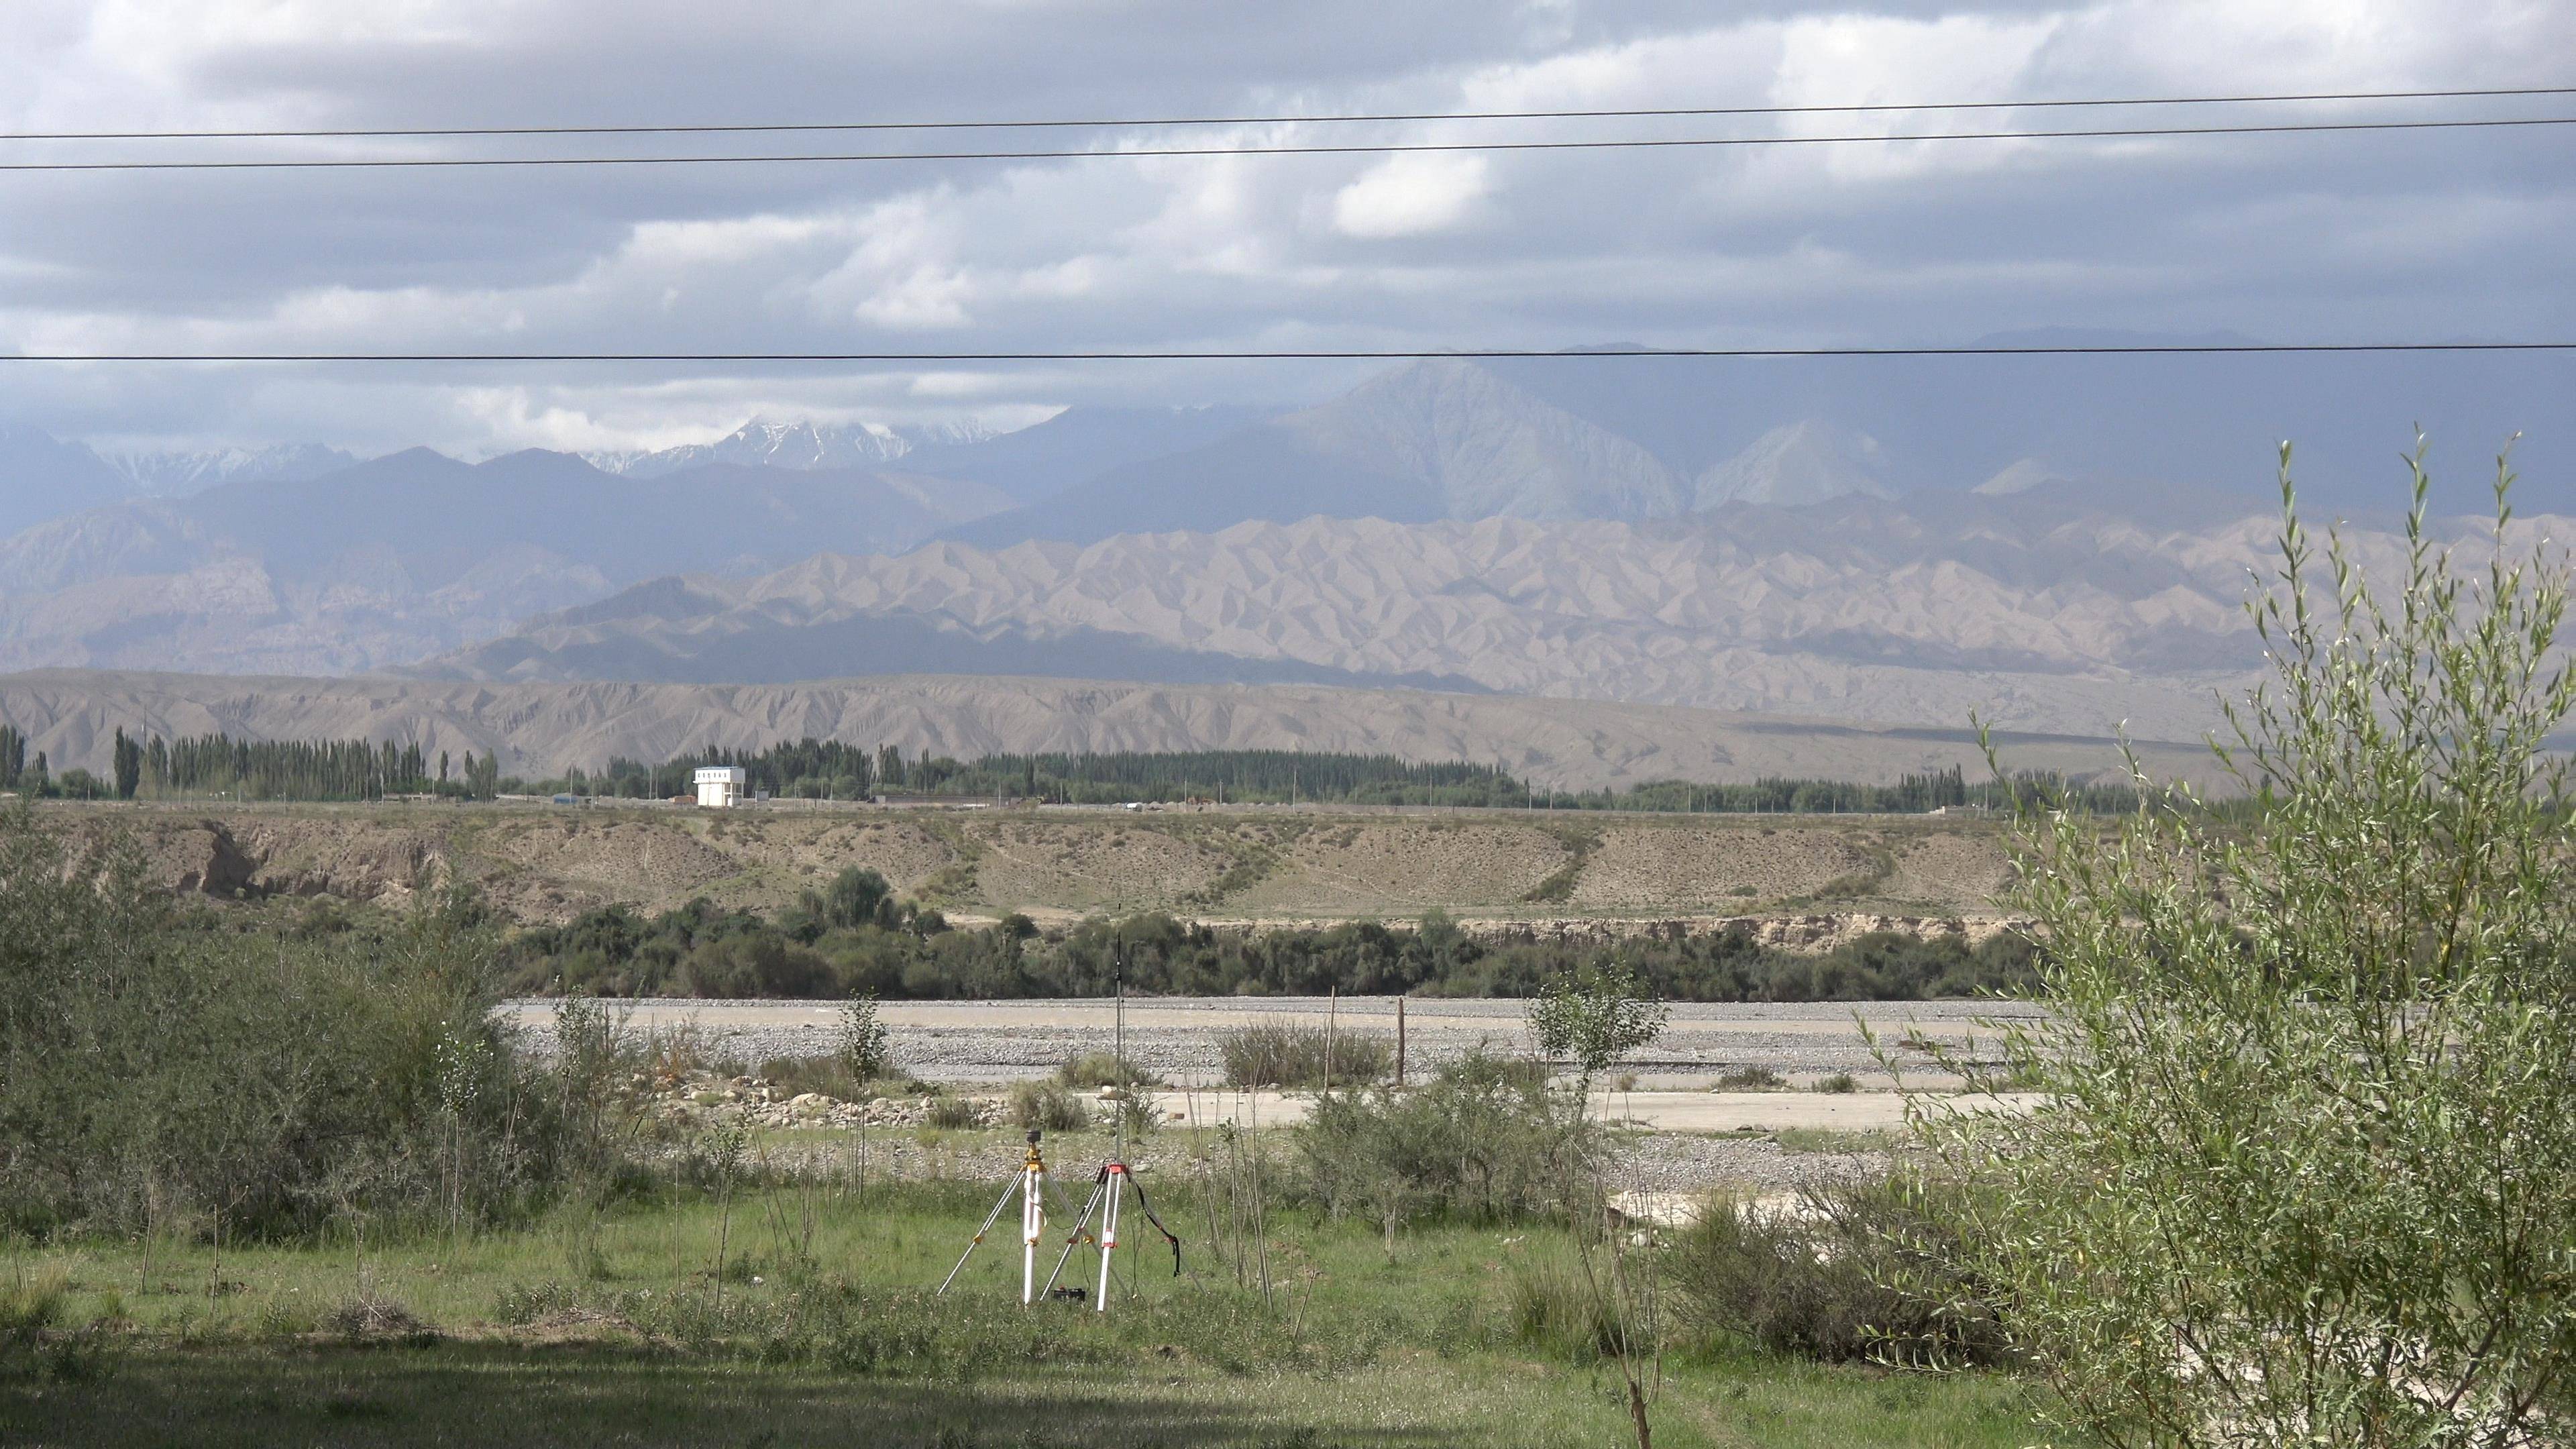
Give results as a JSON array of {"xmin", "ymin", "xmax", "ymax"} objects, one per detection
[
  {"xmin": 105, "ymin": 442, "xmax": 359, "ymax": 496},
  {"xmin": 584, "ymin": 417, "xmax": 1002, "ymax": 477}
]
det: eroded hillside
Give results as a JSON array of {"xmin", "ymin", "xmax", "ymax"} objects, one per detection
[{"xmin": 54, "ymin": 800, "xmax": 2020, "ymax": 942}]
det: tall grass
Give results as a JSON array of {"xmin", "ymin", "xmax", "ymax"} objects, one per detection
[
  {"xmin": 1220, "ymin": 1024, "xmax": 1392, "ymax": 1089},
  {"xmin": 1662, "ymin": 1177, "xmax": 2010, "ymax": 1368}
]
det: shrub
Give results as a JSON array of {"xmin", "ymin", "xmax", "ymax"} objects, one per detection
[
  {"xmin": 678, "ymin": 933, "xmax": 830, "ymax": 998},
  {"xmin": 1219, "ymin": 1024, "xmax": 1392, "ymax": 1088},
  {"xmin": 1007, "ymin": 1083, "xmax": 1086, "ymax": 1133},
  {"xmin": 1925, "ymin": 447, "xmax": 2576, "ymax": 1444},
  {"xmin": 757, "ymin": 1055, "xmax": 869, "ymax": 1102},
  {"xmin": 1054, "ymin": 1051, "xmax": 1162, "ymax": 1090},
  {"xmin": 322, "ymin": 1294, "xmax": 434, "ymax": 1344},
  {"xmin": 926, "ymin": 1097, "xmax": 985, "ymax": 1130},
  {"xmin": 0, "ymin": 818, "xmax": 592, "ymax": 1239},
  {"xmin": 1295, "ymin": 1048, "xmax": 1591, "ymax": 1230},
  {"xmin": 1663, "ymin": 1176, "xmax": 2008, "ymax": 1368},
  {"xmin": 1713, "ymin": 1065, "xmax": 1786, "ymax": 1090},
  {"xmin": 503, "ymin": 898, "xmax": 2044, "ymax": 1005},
  {"xmin": 1815, "ymin": 1071, "xmax": 1859, "ymax": 1094}
]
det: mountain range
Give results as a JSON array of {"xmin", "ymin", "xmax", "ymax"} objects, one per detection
[
  {"xmin": 0, "ymin": 341, "xmax": 2565, "ymax": 757},
  {"xmin": 583, "ymin": 418, "xmax": 997, "ymax": 478},
  {"xmin": 411, "ymin": 488, "xmax": 2349, "ymax": 739},
  {"xmin": 0, "ymin": 447, "xmax": 1027, "ymax": 675},
  {"xmin": 0, "ymin": 425, "xmax": 360, "ymax": 536}
]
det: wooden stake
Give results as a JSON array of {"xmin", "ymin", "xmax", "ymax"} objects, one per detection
[
  {"xmin": 1396, "ymin": 994, "xmax": 1407, "ymax": 1089},
  {"xmin": 1325, "ymin": 986, "xmax": 1336, "ymax": 1093}
]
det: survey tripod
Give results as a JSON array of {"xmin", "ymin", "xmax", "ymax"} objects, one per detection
[
  {"xmin": 937, "ymin": 1128, "xmax": 1072, "ymax": 1305},
  {"xmin": 935, "ymin": 967, "xmax": 1181, "ymax": 1311}
]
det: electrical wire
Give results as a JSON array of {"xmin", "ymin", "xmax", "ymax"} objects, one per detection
[
  {"xmin": 6, "ymin": 343, "xmax": 2569, "ymax": 363},
  {"xmin": 2, "ymin": 115, "xmax": 2567, "ymax": 172},
  {"xmin": 7, "ymin": 83, "xmax": 2571, "ymax": 142}
]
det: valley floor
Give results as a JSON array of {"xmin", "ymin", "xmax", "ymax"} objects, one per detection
[{"xmin": 0, "ymin": 1182, "xmax": 2038, "ymax": 1449}]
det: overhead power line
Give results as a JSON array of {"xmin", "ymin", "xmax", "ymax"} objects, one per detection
[
  {"xmin": 7, "ymin": 343, "xmax": 2570, "ymax": 363},
  {"xmin": 2, "ymin": 115, "xmax": 2568, "ymax": 172},
  {"xmin": 7, "ymin": 84, "xmax": 2570, "ymax": 142}
]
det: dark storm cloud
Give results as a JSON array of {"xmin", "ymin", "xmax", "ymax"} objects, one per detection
[{"xmin": 0, "ymin": 0, "xmax": 2569, "ymax": 454}]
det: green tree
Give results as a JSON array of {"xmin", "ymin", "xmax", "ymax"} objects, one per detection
[
  {"xmin": 464, "ymin": 749, "xmax": 501, "ymax": 801},
  {"xmin": 1923, "ymin": 443, "xmax": 2576, "ymax": 1447},
  {"xmin": 799, "ymin": 866, "xmax": 894, "ymax": 933},
  {"xmin": 1525, "ymin": 958, "xmax": 1667, "ymax": 1091},
  {"xmin": 111, "ymin": 729, "xmax": 142, "ymax": 800},
  {"xmin": 0, "ymin": 724, "xmax": 22, "ymax": 790},
  {"xmin": 839, "ymin": 992, "xmax": 892, "ymax": 1081}
]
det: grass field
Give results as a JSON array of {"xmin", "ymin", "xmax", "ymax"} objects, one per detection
[{"xmin": 0, "ymin": 1168, "xmax": 2039, "ymax": 1448}]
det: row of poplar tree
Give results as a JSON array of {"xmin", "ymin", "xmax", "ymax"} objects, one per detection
[{"xmin": 0, "ymin": 726, "xmax": 506, "ymax": 802}]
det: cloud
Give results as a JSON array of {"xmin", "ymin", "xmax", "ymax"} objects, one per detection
[
  {"xmin": 0, "ymin": 0, "xmax": 2567, "ymax": 454},
  {"xmin": 1332, "ymin": 154, "xmax": 1493, "ymax": 237}
]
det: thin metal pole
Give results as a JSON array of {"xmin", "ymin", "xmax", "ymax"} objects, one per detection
[
  {"xmin": 1113, "ymin": 965, "xmax": 1126, "ymax": 1163},
  {"xmin": 938, "ymin": 1178, "xmax": 1020, "ymax": 1295}
]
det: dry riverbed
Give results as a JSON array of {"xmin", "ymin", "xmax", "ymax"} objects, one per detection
[{"xmin": 500, "ymin": 995, "xmax": 2039, "ymax": 1090}]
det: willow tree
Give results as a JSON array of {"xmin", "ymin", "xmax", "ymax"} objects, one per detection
[{"xmin": 1927, "ymin": 443, "xmax": 2576, "ymax": 1447}]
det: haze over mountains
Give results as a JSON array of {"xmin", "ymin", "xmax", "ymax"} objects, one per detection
[
  {"xmin": 1, "ymin": 341, "xmax": 2566, "ymax": 768},
  {"xmin": 413, "ymin": 495, "xmax": 2343, "ymax": 739}
]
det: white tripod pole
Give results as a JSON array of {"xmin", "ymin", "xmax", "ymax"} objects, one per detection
[
  {"xmin": 1095, "ymin": 1162, "xmax": 1127, "ymax": 1311},
  {"xmin": 1019, "ymin": 1134, "xmax": 1048, "ymax": 1305}
]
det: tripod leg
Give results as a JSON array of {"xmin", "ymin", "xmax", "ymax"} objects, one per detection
[
  {"xmin": 1042, "ymin": 1177, "xmax": 1106, "ymax": 1300},
  {"xmin": 1043, "ymin": 1173, "xmax": 1086, "ymax": 1224},
  {"xmin": 1021, "ymin": 1166, "xmax": 1047, "ymax": 1306},
  {"xmin": 939, "ymin": 1178, "xmax": 1022, "ymax": 1296},
  {"xmin": 1096, "ymin": 1169, "xmax": 1126, "ymax": 1312}
]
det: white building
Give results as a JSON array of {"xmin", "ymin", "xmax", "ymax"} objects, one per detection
[{"xmin": 693, "ymin": 765, "xmax": 749, "ymax": 808}]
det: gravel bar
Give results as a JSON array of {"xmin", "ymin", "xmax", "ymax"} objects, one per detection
[{"xmin": 502, "ymin": 996, "xmax": 2041, "ymax": 1089}]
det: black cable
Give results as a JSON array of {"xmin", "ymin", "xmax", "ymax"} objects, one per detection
[
  {"xmin": 1126, "ymin": 1175, "xmax": 1183, "ymax": 1279},
  {"xmin": 9, "ymin": 83, "xmax": 2571, "ymax": 142},
  {"xmin": 5, "ymin": 343, "xmax": 2569, "ymax": 363},
  {"xmin": 2, "ymin": 114, "xmax": 2569, "ymax": 172}
]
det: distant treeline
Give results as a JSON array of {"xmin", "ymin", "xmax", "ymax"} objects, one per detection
[
  {"xmin": 569, "ymin": 744, "xmax": 1521, "ymax": 805},
  {"xmin": 591, "ymin": 739, "xmax": 882, "ymax": 800},
  {"xmin": 888, "ymin": 749, "xmax": 1525, "ymax": 806},
  {"xmin": 569, "ymin": 745, "xmax": 2135, "ymax": 816},
  {"xmin": 9, "ymin": 725, "xmax": 2148, "ymax": 817},
  {"xmin": 498, "ymin": 866, "xmax": 2039, "ymax": 1003},
  {"xmin": 0, "ymin": 727, "xmax": 508, "ymax": 802}
]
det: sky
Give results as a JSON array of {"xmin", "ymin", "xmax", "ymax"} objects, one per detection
[{"xmin": 1, "ymin": 0, "xmax": 2570, "ymax": 457}]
